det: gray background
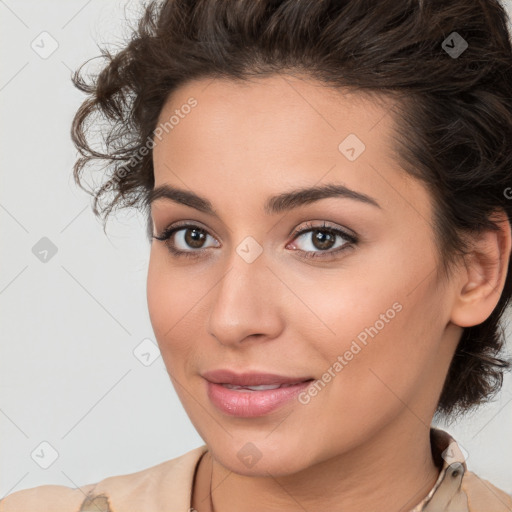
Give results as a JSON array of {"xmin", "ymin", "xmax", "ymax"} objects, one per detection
[{"xmin": 1, "ymin": 0, "xmax": 512, "ymax": 497}]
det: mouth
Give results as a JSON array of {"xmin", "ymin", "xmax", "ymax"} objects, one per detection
[
  {"xmin": 201, "ymin": 368, "xmax": 314, "ymax": 387},
  {"xmin": 219, "ymin": 381, "xmax": 313, "ymax": 391},
  {"xmin": 202, "ymin": 369, "xmax": 315, "ymax": 417}
]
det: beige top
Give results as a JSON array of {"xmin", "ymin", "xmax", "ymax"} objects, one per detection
[{"xmin": 1, "ymin": 429, "xmax": 510, "ymax": 512}]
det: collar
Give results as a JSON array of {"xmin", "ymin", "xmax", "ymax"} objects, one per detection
[{"xmin": 411, "ymin": 428, "xmax": 468, "ymax": 511}]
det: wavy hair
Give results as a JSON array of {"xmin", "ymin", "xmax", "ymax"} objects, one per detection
[{"xmin": 71, "ymin": 0, "xmax": 512, "ymax": 418}]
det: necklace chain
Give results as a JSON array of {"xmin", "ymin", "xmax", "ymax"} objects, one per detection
[{"xmin": 209, "ymin": 451, "xmax": 215, "ymax": 512}]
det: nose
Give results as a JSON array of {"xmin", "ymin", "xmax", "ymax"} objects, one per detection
[{"xmin": 206, "ymin": 249, "xmax": 284, "ymax": 347}]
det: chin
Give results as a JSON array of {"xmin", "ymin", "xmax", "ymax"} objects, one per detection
[{"xmin": 207, "ymin": 435, "xmax": 318, "ymax": 478}]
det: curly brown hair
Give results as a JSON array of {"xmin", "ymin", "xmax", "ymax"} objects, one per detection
[{"xmin": 70, "ymin": 0, "xmax": 512, "ymax": 419}]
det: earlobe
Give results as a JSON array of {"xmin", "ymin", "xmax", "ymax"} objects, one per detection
[{"xmin": 450, "ymin": 210, "xmax": 512, "ymax": 328}]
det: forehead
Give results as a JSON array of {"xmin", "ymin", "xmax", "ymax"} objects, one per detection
[
  {"xmin": 150, "ymin": 75, "xmax": 430, "ymax": 228},
  {"xmin": 153, "ymin": 75, "xmax": 400, "ymax": 174},
  {"xmin": 161, "ymin": 73, "xmax": 393, "ymax": 104},
  {"xmin": 158, "ymin": 74, "xmax": 391, "ymax": 115}
]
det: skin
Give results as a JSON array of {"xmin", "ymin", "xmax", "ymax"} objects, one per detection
[{"xmin": 146, "ymin": 74, "xmax": 511, "ymax": 512}]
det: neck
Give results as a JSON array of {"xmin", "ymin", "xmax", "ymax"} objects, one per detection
[{"xmin": 203, "ymin": 418, "xmax": 440, "ymax": 512}]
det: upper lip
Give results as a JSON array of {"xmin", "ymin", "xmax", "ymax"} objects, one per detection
[{"xmin": 202, "ymin": 369, "xmax": 314, "ymax": 386}]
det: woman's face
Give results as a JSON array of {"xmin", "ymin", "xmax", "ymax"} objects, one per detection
[{"xmin": 147, "ymin": 75, "xmax": 462, "ymax": 476}]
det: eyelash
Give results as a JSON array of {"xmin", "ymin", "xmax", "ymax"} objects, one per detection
[{"xmin": 152, "ymin": 221, "xmax": 358, "ymax": 261}]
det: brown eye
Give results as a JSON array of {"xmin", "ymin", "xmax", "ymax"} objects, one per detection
[
  {"xmin": 288, "ymin": 222, "xmax": 358, "ymax": 260},
  {"xmin": 152, "ymin": 223, "xmax": 219, "ymax": 258},
  {"xmin": 182, "ymin": 227, "xmax": 208, "ymax": 249}
]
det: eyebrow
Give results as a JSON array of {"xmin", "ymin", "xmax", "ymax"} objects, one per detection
[{"xmin": 146, "ymin": 182, "xmax": 381, "ymax": 217}]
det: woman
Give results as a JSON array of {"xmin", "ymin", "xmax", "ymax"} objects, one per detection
[{"xmin": 2, "ymin": 0, "xmax": 512, "ymax": 510}]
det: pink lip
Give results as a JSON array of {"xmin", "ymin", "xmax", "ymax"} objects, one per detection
[
  {"xmin": 205, "ymin": 380, "xmax": 313, "ymax": 417},
  {"xmin": 202, "ymin": 369, "xmax": 314, "ymax": 417}
]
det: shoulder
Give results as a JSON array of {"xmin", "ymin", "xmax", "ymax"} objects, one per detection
[
  {"xmin": 0, "ymin": 483, "xmax": 97, "ymax": 512},
  {"xmin": 462, "ymin": 470, "xmax": 512, "ymax": 512},
  {"xmin": 0, "ymin": 445, "xmax": 208, "ymax": 512}
]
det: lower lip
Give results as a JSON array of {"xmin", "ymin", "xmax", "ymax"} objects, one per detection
[{"xmin": 205, "ymin": 380, "xmax": 313, "ymax": 417}]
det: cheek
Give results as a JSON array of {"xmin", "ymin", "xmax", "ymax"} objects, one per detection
[
  {"xmin": 146, "ymin": 252, "xmax": 171, "ymax": 339},
  {"xmin": 146, "ymin": 252, "xmax": 190, "ymax": 357},
  {"xmin": 303, "ymin": 236, "xmax": 443, "ymax": 399},
  {"xmin": 146, "ymin": 249, "xmax": 210, "ymax": 378}
]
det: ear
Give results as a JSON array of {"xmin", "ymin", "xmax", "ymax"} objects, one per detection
[{"xmin": 450, "ymin": 209, "xmax": 512, "ymax": 328}]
